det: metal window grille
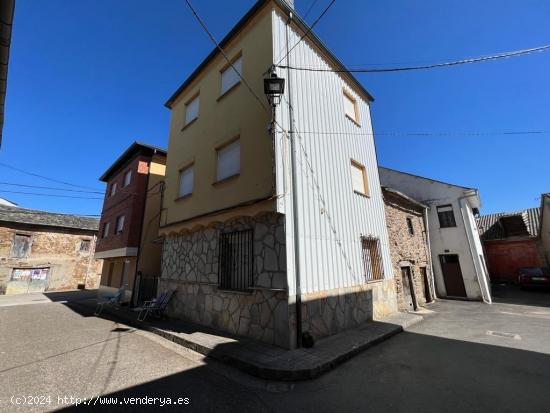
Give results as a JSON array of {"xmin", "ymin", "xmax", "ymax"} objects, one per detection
[
  {"xmin": 218, "ymin": 229, "xmax": 254, "ymax": 291},
  {"xmin": 361, "ymin": 236, "xmax": 384, "ymax": 282}
]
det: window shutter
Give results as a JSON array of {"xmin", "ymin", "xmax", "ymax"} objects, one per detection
[
  {"xmin": 217, "ymin": 140, "xmax": 240, "ymax": 181},
  {"xmin": 185, "ymin": 96, "xmax": 199, "ymax": 125},
  {"xmin": 179, "ymin": 166, "xmax": 194, "ymax": 197},
  {"xmin": 351, "ymin": 162, "xmax": 366, "ymax": 194},
  {"xmin": 344, "ymin": 92, "xmax": 356, "ymax": 120},
  {"xmin": 221, "ymin": 57, "xmax": 242, "ymax": 95}
]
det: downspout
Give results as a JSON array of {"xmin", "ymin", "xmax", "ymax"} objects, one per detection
[
  {"xmin": 285, "ymin": 11, "xmax": 303, "ymax": 348},
  {"xmin": 422, "ymin": 207, "xmax": 437, "ymax": 302},
  {"xmin": 458, "ymin": 191, "xmax": 492, "ymax": 304}
]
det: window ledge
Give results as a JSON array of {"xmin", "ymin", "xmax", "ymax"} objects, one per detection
[
  {"xmin": 345, "ymin": 114, "xmax": 361, "ymax": 127},
  {"xmin": 213, "ymin": 173, "xmax": 240, "ymax": 186},
  {"xmin": 365, "ymin": 279, "xmax": 384, "ymax": 284},
  {"xmin": 353, "ymin": 190, "xmax": 370, "ymax": 198},
  {"xmin": 217, "ymin": 82, "xmax": 241, "ymax": 102},
  {"xmin": 181, "ymin": 117, "xmax": 197, "ymax": 132},
  {"xmin": 216, "ymin": 287, "xmax": 253, "ymax": 295},
  {"xmin": 175, "ymin": 193, "xmax": 192, "ymax": 202}
]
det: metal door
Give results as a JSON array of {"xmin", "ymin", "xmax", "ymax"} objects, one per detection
[{"xmin": 6, "ymin": 268, "xmax": 49, "ymax": 294}]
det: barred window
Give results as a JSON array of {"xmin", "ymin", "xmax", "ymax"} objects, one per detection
[
  {"xmin": 361, "ymin": 236, "xmax": 384, "ymax": 282},
  {"xmin": 218, "ymin": 229, "xmax": 253, "ymax": 291}
]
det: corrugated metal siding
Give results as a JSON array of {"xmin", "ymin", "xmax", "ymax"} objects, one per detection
[
  {"xmin": 272, "ymin": 10, "xmax": 392, "ymax": 295},
  {"xmin": 477, "ymin": 207, "xmax": 541, "ymax": 240}
]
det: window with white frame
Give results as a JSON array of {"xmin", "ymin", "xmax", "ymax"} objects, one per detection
[
  {"xmin": 343, "ymin": 90, "xmax": 359, "ymax": 123},
  {"xmin": 123, "ymin": 170, "xmax": 132, "ymax": 187},
  {"xmin": 110, "ymin": 182, "xmax": 117, "ymax": 197},
  {"xmin": 220, "ymin": 56, "xmax": 242, "ymax": 95},
  {"xmin": 115, "ymin": 215, "xmax": 125, "ymax": 234},
  {"xmin": 178, "ymin": 165, "xmax": 194, "ymax": 197},
  {"xmin": 350, "ymin": 160, "xmax": 369, "ymax": 196},
  {"xmin": 102, "ymin": 222, "xmax": 110, "ymax": 239},
  {"xmin": 185, "ymin": 95, "xmax": 199, "ymax": 125},
  {"xmin": 216, "ymin": 139, "xmax": 240, "ymax": 182}
]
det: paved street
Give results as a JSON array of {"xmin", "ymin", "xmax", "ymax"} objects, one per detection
[{"xmin": 1, "ymin": 286, "xmax": 549, "ymax": 412}]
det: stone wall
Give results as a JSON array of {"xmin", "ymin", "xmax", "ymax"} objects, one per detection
[
  {"xmin": 383, "ymin": 189, "xmax": 433, "ymax": 311},
  {"xmin": 0, "ymin": 225, "xmax": 102, "ymax": 294},
  {"xmin": 300, "ymin": 279, "xmax": 397, "ymax": 341},
  {"xmin": 160, "ymin": 212, "xmax": 290, "ymax": 347}
]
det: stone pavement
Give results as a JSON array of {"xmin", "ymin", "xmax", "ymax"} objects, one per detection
[{"xmin": 69, "ymin": 298, "xmax": 423, "ymax": 381}]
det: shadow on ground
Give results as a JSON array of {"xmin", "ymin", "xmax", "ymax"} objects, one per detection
[{"xmin": 491, "ymin": 282, "xmax": 550, "ymax": 308}]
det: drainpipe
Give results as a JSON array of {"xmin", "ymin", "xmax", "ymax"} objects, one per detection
[
  {"xmin": 458, "ymin": 191, "xmax": 492, "ymax": 304},
  {"xmin": 285, "ymin": 12, "xmax": 303, "ymax": 349},
  {"xmin": 422, "ymin": 207, "xmax": 437, "ymax": 302}
]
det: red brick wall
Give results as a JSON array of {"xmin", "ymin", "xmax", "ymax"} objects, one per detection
[
  {"xmin": 95, "ymin": 155, "xmax": 150, "ymax": 253},
  {"xmin": 484, "ymin": 239, "xmax": 542, "ymax": 283}
]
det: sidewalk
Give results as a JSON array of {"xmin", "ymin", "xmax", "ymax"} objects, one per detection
[{"xmin": 67, "ymin": 298, "xmax": 423, "ymax": 381}]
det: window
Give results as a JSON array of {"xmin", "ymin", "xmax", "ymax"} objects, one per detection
[
  {"xmin": 178, "ymin": 165, "xmax": 194, "ymax": 197},
  {"xmin": 218, "ymin": 229, "xmax": 253, "ymax": 291},
  {"xmin": 361, "ymin": 236, "xmax": 384, "ymax": 282},
  {"xmin": 216, "ymin": 139, "xmax": 240, "ymax": 182},
  {"xmin": 80, "ymin": 239, "xmax": 91, "ymax": 252},
  {"xmin": 350, "ymin": 160, "xmax": 369, "ymax": 196},
  {"xmin": 102, "ymin": 222, "xmax": 110, "ymax": 238},
  {"xmin": 110, "ymin": 182, "xmax": 117, "ymax": 197},
  {"xmin": 185, "ymin": 94, "xmax": 200, "ymax": 125},
  {"xmin": 406, "ymin": 217, "xmax": 415, "ymax": 235},
  {"xmin": 437, "ymin": 205, "xmax": 457, "ymax": 228},
  {"xmin": 220, "ymin": 55, "xmax": 242, "ymax": 95},
  {"xmin": 115, "ymin": 215, "xmax": 125, "ymax": 234},
  {"xmin": 343, "ymin": 90, "xmax": 359, "ymax": 124},
  {"xmin": 123, "ymin": 170, "xmax": 132, "ymax": 187},
  {"xmin": 11, "ymin": 234, "xmax": 31, "ymax": 258}
]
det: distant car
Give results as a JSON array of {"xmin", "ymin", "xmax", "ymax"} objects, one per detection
[{"xmin": 518, "ymin": 267, "xmax": 550, "ymax": 289}]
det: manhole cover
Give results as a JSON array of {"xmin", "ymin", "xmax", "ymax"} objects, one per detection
[{"xmin": 486, "ymin": 330, "xmax": 521, "ymax": 340}]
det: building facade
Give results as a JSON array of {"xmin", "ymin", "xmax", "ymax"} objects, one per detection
[
  {"xmin": 95, "ymin": 142, "xmax": 166, "ymax": 304},
  {"xmin": 379, "ymin": 167, "xmax": 492, "ymax": 303},
  {"xmin": 478, "ymin": 208, "xmax": 542, "ymax": 283},
  {"xmin": 159, "ymin": 0, "xmax": 396, "ymax": 349},
  {"xmin": 540, "ymin": 194, "xmax": 550, "ymax": 268},
  {"xmin": 382, "ymin": 187, "xmax": 434, "ymax": 312},
  {"xmin": 0, "ymin": 204, "xmax": 102, "ymax": 295}
]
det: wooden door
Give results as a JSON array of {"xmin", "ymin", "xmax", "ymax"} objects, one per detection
[
  {"xmin": 439, "ymin": 255, "xmax": 467, "ymax": 298},
  {"xmin": 400, "ymin": 267, "xmax": 415, "ymax": 311}
]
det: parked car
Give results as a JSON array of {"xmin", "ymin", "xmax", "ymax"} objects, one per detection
[{"xmin": 518, "ymin": 267, "xmax": 550, "ymax": 289}]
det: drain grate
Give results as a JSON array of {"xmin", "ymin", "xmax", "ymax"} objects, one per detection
[{"xmin": 486, "ymin": 330, "xmax": 521, "ymax": 340}]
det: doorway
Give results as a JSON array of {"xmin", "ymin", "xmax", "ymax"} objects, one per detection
[
  {"xmin": 400, "ymin": 267, "xmax": 417, "ymax": 311},
  {"xmin": 439, "ymin": 254, "xmax": 467, "ymax": 298}
]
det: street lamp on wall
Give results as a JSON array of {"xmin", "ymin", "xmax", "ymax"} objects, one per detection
[{"xmin": 264, "ymin": 72, "xmax": 285, "ymax": 107}]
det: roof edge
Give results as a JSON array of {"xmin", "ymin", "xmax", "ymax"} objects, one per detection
[{"xmin": 379, "ymin": 166, "xmax": 475, "ymax": 191}]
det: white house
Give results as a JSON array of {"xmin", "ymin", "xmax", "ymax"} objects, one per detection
[{"xmin": 379, "ymin": 167, "xmax": 492, "ymax": 303}]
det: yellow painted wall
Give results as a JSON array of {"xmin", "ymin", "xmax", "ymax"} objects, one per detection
[
  {"xmin": 137, "ymin": 154, "xmax": 165, "ymax": 276},
  {"xmin": 162, "ymin": 3, "xmax": 274, "ymax": 232}
]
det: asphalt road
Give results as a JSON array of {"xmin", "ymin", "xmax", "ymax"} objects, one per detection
[{"xmin": 1, "ymin": 285, "xmax": 549, "ymax": 412}]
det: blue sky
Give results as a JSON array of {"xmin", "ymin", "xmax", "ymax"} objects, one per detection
[{"xmin": 2, "ymin": 0, "xmax": 549, "ymax": 215}]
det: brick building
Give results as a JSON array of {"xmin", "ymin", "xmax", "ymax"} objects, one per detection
[
  {"xmin": 95, "ymin": 142, "xmax": 166, "ymax": 304},
  {"xmin": 0, "ymin": 204, "xmax": 102, "ymax": 295},
  {"xmin": 382, "ymin": 187, "xmax": 434, "ymax": 311}
]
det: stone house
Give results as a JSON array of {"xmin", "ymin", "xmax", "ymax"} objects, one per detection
[
  {"xmin": 382, "ymin": 187, "xmax": 434, "ymax": 312},
  {"xmin": 0, "ymin": 204, "xmax": 102, "ymax": 295},
  {"xmin": 379, "ymin": 167, "xmax": 492, "ymax": 303},
  {"xmin": 159, "ymin": 0, "xmax": 396, "ymax": 349},
  {"xmin": 95, "ymin": 141, "xmax": 167, "ymax": 305}
]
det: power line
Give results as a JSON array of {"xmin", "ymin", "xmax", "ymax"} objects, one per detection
[
  {"xmin": 0, "ymin": 208, "xmax": 100, "ymax": 217},
  {"xmin": 183, "ymin": 0, "xmax": 270, "ymax": 115},
  {"xmin": 303, "ymin": 0, "xmax": 320, "ymax": 20},
  {"xmin": 0, "ymin": 181, "xmax": 104, "ymax": 194},
  {"xmin": 0, "ymin": 162, "xmax": 102, "ymax": 191},
  {"xmin": 276, "ymin": 43, "xmax": 550, "ymax": 73},
  {"xmin": 0, "ymin": 190, "xmax": 103, "ymax": 200},
  {"xmin": 276, "ymin": 0, "xmax": 337, "ymax": 67},
  {"xmin": 275, "ymin": 129, "xmax": 550, "ymax": 137}
]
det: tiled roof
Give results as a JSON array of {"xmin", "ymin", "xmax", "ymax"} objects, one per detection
[
  {"xmin": 0, "ymin": 204, "xmax": 99, "ymax": 232},
  {"xmin": 477, "ymin": 207, "xmax": 540, "ymax": 240}
]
